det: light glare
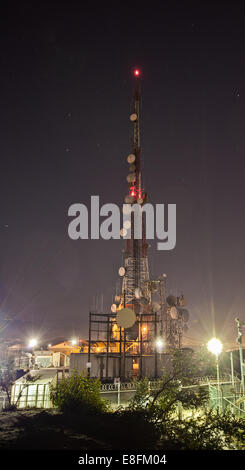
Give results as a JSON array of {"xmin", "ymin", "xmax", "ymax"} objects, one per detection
[
  {"xmin": 28, "ymin": 338, "xmax": 37, "ymax": 348},
  {"xmin": 156, "ymin": 338, "xmax": 164, "ymax": 351},
  {"xmin": 207, "ymin": 337, "xmax": 223, "ymax": 357}
]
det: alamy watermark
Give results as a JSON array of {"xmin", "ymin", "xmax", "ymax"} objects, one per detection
[{"xmin": 68, "ymin": 196, "xmax": 176, "ymax": 251}]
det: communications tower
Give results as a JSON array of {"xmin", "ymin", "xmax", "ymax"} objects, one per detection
[{"xmin": 86, "ymin": 69, "xmax": 190, "ymax": 380}]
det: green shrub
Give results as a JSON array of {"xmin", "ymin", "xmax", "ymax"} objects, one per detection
[{"xmin": 50, "ymin": 371, "xmax": 109, "ymax": 414}]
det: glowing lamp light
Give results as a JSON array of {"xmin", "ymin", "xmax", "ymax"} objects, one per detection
[
  {"xmin": 133, "ymin": 68, "xmax": 140, "ymax": 77},
  {"xmin": 207, "ymin": 338, "xmax": 223, "ymax": 357},
  {"xmin": 71, "ymin": 339, "xmax": 77, "ymax": 345},
  {"xmin": 155, "ymin": 338, "xmax": 164, "ymax": 352},
  {"xmin": 28, "ymin": 338, "xmax": 37, "ymax": 348}
]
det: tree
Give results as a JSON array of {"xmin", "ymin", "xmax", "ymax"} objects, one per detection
[
  {"xmin": 0, "ymin": 358, "xmax": 16, "ymax": 407},
  {"xmin": 171, "ymin": 347, "xmax": 217, "ymax": 384}
]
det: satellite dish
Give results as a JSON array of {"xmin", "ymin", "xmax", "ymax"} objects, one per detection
[
  {"xmin": 127, "ymin": 154, "xmax": 136, "ymax": 164},
  {"xmin": 118, "ymin": 266, "xmax": 126, "ymax": 277},
  {"xmin": 181, "ymin": 309, "xmax": 189, "ymax": 323},
  {"xmin": 152, "ymin": 302, "xmax": 161, "ymax": 313},
  {"xmin": 127, "ymin": 173, "xmax": 136, "ymax": 183},
  {"xmin": 140, "ymin": 296, "xmax": 148, "ymax": 305},
  {"xmin": 167, "ymin": 295, "xmax": 177, "ymax": 306},
  {"xmin": 111, "ymin": 304, "xmax": 117, "ymax": 313},
  {"xmin": 179, "ymin": 296, "xmax": 187, "ymax": 307},
  {"xmin": 135, "ymin": 287, "xmax": 142, "ymax": 299},
  {"xmin": 137, "ymin": 198, "xmax": 144, "ymax": 205},
  {"xmin": 130, "ymin": 113, "xmax": 137, "ymax": 122},
  {"xmin": 123, "ymin": 220, "xmax": 131, "ymax": 230},
  {"xmin": 120, "ymin": 228, "xmax": 127, "ymax": 237},
  {"xmin": 170, "ymin": 306, "xmax": 178, "ymax": 320},
  {"xmin": 129, "ymin": 164, "xmax": 136, "ymax": 172},
  {"xmin": 125, "ymin": 195, "xmax": 134, "ymax": 204},
  {"xmin": 116, "ymin": 308, "xmax": 136, "ymax": 328}
]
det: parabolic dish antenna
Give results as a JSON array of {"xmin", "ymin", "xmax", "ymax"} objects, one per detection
[
  {"xmin": 179, "ymin": 296, "xmax": 187, "ymax": 307},
  {"xmin": 167, "ymin": 295, "xmax": 177, "ymax": 306},
  {"xmin": 116, "ymin": 308, "xmax": 136, "ymax": 329},
  {"xmin": 170, "ymin": 306, "xmax": 178, "ymax": 319},
  {"xmin": 123, "ymin": 204, "xmax": 131, "ymax": 215},
  {"xmin": 111, "ymin": 304, "xmax": 117, "ymax": 313},
  {"xmin": 181, "ymin": 308, "xmax": 189, "ymax": 322},
  {"xmin": 137, "ymin": 198, "xmax": 144, "ymax": 205},
  {"xmin": 123, "ymin": 220, "xmax": 131, "ymax": 230},
  {"xmin": 152, "ymin": 302, "xmax": 161, "ymax": 313},
  {"xmin": 118, "ymin": 266, "xmax": 126, "ymax": 277},
  {"xmin": 120, "ymin": 228, "xmax": 127, "ymax": 237},
  {"xmin": 135, "ymin": 287, "xmax": 142, "ymax": 299},
  {"xmin": 127, "ymin": 173, "xmax": 136, "ymax": 183},
  {"xmin": 127, "ymin": 154, "xmax": 136, "ymax": 164},
  {"xmin": 130, "ymin": 113, "xmax": 137, "ymax": 122},
  {"xmin": 129, "ymin": 164, "xmax": 136, "ymax": 172}
]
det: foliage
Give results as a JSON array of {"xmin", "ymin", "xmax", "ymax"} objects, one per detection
[
  {"xmin": 1, "ymin": 349, "xmax": 244, "ymax": 450},
  {"xmin": 128, "ymin": 377, "xmax": 245, "ymax": 449},
  {"xmin": 171, "ymin": 347, "xmax": 217, "ymax": 384},
  {"xmin": 50, "ymin": 371, "xmax": 109, "ymax": 414},
  {"xmin": 129, "ymin": 374, "xmax": 208, "ymax": 417},
  {"xmin": 126, "ymin": 349, "xmax": 245, "ymax": 449},
  {"xmin": 129, "ymin": 377, "xmax": 151, "ymax": 410},
  {"xmin": 159, "ymin": 409, "xmax": 245, "ymax": 450}
]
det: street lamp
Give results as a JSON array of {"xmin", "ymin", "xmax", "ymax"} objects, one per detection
[
  {"xmin": 28, "ymin": 338, "xmax": 37, "ymax": 349},
  {"xmin": 235, "ymin": 318, "xmax": 245, "ymax": 396},
  {"xmin": 207, "ymin": 338, "xmax": 222, "ymax": 357},
  {"xmin": 207, "ymin": 337, "xmax": 223, "ymax": 411},
  {"xmin": 155, "ymin": 338, "xmax": 164, "ymax": 352},
  {"xmin": 28, "ymin": 338, "xmax": 38, "ymax": 370}
]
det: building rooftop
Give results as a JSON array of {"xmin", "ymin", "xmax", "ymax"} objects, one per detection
[{"xmin": 14, "ymin": 368, "xmax": 58, "ymax": 385}]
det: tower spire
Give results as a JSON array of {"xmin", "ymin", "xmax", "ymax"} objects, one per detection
[
  {"xmin": 133, "ymin": 68, "xmax": 141, "ymax": 152},
  {"xmin": 130, "ymin": 68, "xmax": 143, "ymax": 202},
  {"xmin": 122, "ymin": 68, "xmax": 150, "ymax": 311}
]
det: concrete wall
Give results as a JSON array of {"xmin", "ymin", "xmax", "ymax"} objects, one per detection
[{"xmin": 70, "ymin": 353, "xmax": 133, "ymax": 379}]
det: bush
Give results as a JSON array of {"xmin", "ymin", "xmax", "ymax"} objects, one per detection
[{"xmin": 50, "ymin": 371, "xmax": 109, "ymax": 414}]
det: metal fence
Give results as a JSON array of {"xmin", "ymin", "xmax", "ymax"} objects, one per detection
[
  {"xmin": 100, "ymin": 375, "xmax": 245, "ymax": 410},
  {"xmin": 209, "ymin": 382, "xmax": 245, "ymax": 416}
]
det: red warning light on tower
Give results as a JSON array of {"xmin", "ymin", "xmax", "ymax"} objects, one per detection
[{"xmin": 133, "ymin": 68, "xmax": 140, "ymax": 77}]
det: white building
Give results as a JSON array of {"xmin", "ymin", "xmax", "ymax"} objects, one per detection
[{"xmin": 11, "ymin": 369, "xmax": 58, "ymax": 409}]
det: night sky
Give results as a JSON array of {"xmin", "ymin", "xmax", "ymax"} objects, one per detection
[{"xmin": 1, "ymin": 1, "xmax": 245, "ymax": 348}]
